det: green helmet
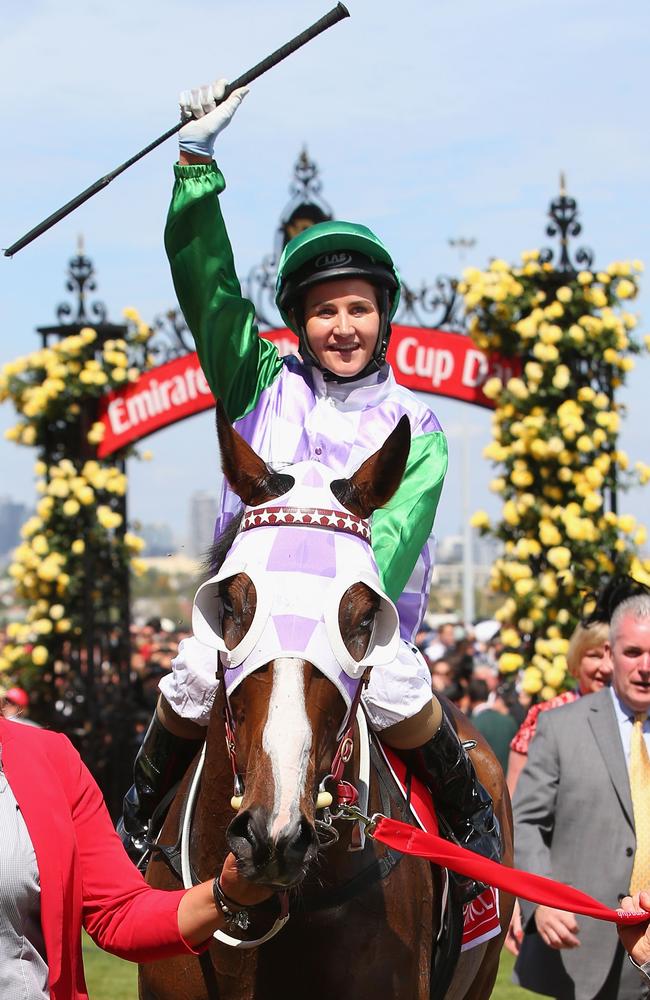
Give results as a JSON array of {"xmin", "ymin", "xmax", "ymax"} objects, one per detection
[{"xmin": 275, "ymin": 221, "xmax": 401, "ymax": 380}]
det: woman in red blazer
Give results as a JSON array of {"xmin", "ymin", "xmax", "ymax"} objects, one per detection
[{"xmin": 0, "ymin": 715, "xmax": 268, "ymax": 1000}]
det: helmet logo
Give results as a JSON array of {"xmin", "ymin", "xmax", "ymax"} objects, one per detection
[{"xmin": 314, "ymin": 251, "xmax": 352, "ymax": 269}]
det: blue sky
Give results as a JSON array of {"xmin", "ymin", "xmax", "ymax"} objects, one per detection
[{"xmin": 1, "ymin": 0, "xmax": 650, "ymax": 548}]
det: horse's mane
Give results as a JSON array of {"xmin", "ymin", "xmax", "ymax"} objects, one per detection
[{"xmin": 201, "ymin": 508, "xmax": 245, "ymax": 581}]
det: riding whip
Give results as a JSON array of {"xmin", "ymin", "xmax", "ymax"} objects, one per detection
[{"xmin": 3, "ymin": 3, "xmax": 350, "ymax": 257}]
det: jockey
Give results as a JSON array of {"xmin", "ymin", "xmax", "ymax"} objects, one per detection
[{"xmin": 120, "ymin": 80, "xmax": 500, "ymax": 900}]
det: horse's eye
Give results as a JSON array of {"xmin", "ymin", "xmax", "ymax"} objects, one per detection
[
  {"xmin": 221, "ymin": 595, "xmax": 234, "ymax": 616},
  {"xmin": 359, "ymin": 610, "xmax": 376, "ymax": 629}
]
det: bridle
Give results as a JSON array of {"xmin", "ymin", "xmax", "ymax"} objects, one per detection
[{"xmin": 215, "ymin": 503, "xmax": 376, "ymax": 824}]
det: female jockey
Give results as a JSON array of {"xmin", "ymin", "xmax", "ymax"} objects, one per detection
[{"xmin": 120, "ymin": 80, "xmax": 500, "ymax": 900}]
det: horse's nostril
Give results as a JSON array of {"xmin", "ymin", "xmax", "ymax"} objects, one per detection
[
  {"xmin": 228, "ymin": 807, "xmax": 266, "ymax": 857},
  {"xmin": 281, "ymin": 817, "xmax": 318, "ymax": 863}
]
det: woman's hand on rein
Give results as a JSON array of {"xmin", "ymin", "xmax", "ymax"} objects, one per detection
[
  {"xmin": 219, "ymin": 852, "xmax": 274, "ymax": 908},
  {"xmin": 177, "ymin": 853, "xmax": 273, "ymax": 945}
]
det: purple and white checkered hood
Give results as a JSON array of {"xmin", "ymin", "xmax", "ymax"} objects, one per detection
[{"xmin": 192, "ymin": 460, "xmax": 400, "ymax": 709}]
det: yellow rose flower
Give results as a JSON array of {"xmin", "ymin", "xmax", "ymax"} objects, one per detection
[
  {"xmin": 556, "ymin": 286, "xmax": 573, "ymax": 303},
  {"xmin": 547, "ymin": 546, "xmax": 571, "ymax": 570},
  {"xmin": 482, "ymin": 377, "xmax": 503, "ymax": 400},
  {"xmin": 36, "ymin": 559, "xmax": 59, "ymax": 583},
  {"xmin": 523, "ymin": 362, "xmax": 543, "ymax": 384},
  {"xmin": 618, "ymin": 514, "xmax": 636, "ymax": 533},
  {"xmin": 511, "ymin": 468, "xmax": 534, "ymax": 488},
  {"xmin": 521, "ymin": 668, "xmax": 544, "ymax": 695},
  {"xmin": 577, "ymin": 271, "xmax": 593, "ymax": 285},
  {"xmin": 552, "ymin": 366, "xmax": 571, "ymax": 391},
  {"xmin": 507, "ymin": 377, "xmax": 528, "ymax": 400},
  {"xmin": 544, "ymin": 665, "xmax": 566, "ymax": 690},
  {"xmin": 124, "ymin": 532, "xmax": 146, "ymax": 552},
  {"xmin": 77, "ymin": 486, "xmax": 95, "ymax": 506},
  {"xmin": 55, "ymin": 618, "xmax": 72, "ymax": 633},
  {"xmin": 515, "ymin": 316, "xmax": 538, "ymax": 339},
  {"xmin": 539, "ymin": 521, "xmax": 562, "ymax": 547},
  {"xmin": 583, "ymin": 493, "xmax": 602, "ymax": 513},
  {"xmin": 470, "ymin": 510, "xmax": 490, "ymax": 529},
  {"xmin": 499, "ymin": 652, "xmax": 524, "ymax": 673},
  {"xmin": 616, "ymin": 278, "xmax": 636, "ymax": 299},
  {"xmin": 62, "ymin": 498, "xmax": 81, "ymax": 517},
  {"xmin": 503, "ymin": 500, "xmax": 520, "ymax": 527},
  {"xmin": 31, "ymin": 534, "xmax": 49, "ymax": 556},
  {"xmin": 48, "ymin": 479, "xmax": 70, "ymax": 499},
  {"xmin": 71, "ymin": 539, "xmax": 85, "ymax": 555},
  {"xmin": 96, "ymin": 505, "xmax": 123, "ymax": 530},
  {"xmin": 87, "ymin": 422, "xmax": 106, "ymax": 445},
  {"xmin": 32, "ymin": 645, "xmax": 49, "ymax": 666},
  {"xmin": 501, "ymin": 628, "xmax": 520, "ymax": 648},
  {"xmin": 131, "ymin": 558, "xmax": 148, "ymax": 577},
  {"xmin": 532, "ymin": 342, "xmax": 559, "ymax": 363}
]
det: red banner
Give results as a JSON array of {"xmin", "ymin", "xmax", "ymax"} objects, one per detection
[
  {"xmin": 386, "ymin": 326, "xmax": 518, "ymax": 405},
  {"xmin": 97, "ymin": 327, "xmax": 518, "ymax": 458}
]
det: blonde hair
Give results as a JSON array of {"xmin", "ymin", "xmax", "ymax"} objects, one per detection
[{"xmin": 566, "ymin": 621, "xmax": 609, "ymax": 678}]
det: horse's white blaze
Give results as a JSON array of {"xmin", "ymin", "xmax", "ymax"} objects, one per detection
[{"xmin": 262, "ymin": 658, "xmax": 311, "ymax": 839}]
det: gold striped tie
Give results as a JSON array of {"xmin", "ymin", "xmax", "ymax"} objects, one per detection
[{"xmin": 629, "ymin": 712, "xmax": 650, "ymax": 895}]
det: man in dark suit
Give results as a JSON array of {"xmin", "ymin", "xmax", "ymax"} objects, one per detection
[{"xmin": 513, "ymin": 594, "xmax": 650, "ymax": 999}]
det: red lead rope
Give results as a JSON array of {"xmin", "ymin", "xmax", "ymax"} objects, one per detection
[{"xmin": 371, "ymin": 816, "xmax": 647, "ymax": 926}]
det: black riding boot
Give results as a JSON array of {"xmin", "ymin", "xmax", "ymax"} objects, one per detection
[
  {"xmin": 118, "ymin": 712, "xmax": 204, "ymax": 863},
  {"xmin": 419, "ymin": 712, "xmax": 501, "ymax": 904}
]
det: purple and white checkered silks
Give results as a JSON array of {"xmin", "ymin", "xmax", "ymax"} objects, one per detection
[{"xmin": 193, "ymin": 460, "xmax": 400, "ymax": 710}]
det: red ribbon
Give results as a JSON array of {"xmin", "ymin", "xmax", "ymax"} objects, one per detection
[{"xmin": 372, "ymin": 816, "xmax": 647, "ymax": 926}]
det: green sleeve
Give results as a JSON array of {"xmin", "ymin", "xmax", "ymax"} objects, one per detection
[
  {"xmin": 372, "ymin": 430, "xmax": 448, "ymax": 602},
  {"xmin": 164, "ymin": 161, "xmax": 283, "ymax": 421}
]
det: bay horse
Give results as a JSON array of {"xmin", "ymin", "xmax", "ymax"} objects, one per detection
[{"xmin": 141, "ymin": 403, "xmax": 514, "ymax": 999}]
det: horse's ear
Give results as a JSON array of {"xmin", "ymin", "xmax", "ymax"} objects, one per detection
[
  {"xmin": 331, "ymin": 415, "xmax": 411, "ymax": 518},
  {"xmin": 216, "ymin": 399, "xmax": 293, "ymax": 506}
]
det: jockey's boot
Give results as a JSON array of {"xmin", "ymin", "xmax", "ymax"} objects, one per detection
[
  {"xmin": 118, "ymin": 711, "xmax": 204, "ymax": 864},
  {"xmin": 418, "ymin": 712, "xmax": 501, "ymax": 905}
]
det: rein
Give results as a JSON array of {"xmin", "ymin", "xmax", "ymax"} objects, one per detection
[{"xmin": 339, "ymin": 808, "xmax": 649, "ymax": 929}]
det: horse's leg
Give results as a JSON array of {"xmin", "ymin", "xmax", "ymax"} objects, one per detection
[{"xmin": 443, "ymin": 704, "xmax": 515, "ymax": 999}]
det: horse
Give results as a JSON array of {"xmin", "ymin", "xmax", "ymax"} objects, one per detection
[{"xmin": 140, "ymin": 402, "xmax": 514, "ymax": 1000}]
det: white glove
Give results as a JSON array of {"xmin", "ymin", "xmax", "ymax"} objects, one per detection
[{"xmin": 178, "ymin": 78, "xmax": 248, "ymax": 160}]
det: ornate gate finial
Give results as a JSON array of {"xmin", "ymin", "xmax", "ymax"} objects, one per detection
[
  {"xmin": 539, "ymin": 174, "xmax": 594, "ymax": 276},
  {"xmin": 55, "ymin": 237, "xmax": 108, "ymax": 326}
]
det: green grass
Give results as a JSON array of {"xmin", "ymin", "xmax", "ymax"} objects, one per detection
[
  {"xmin": 82, "ymin": 934, "xmax": 137, "ymax": 999},
  {"xmin": 82, "ymin": 934, "xmax": 533, "ymax": 998}
]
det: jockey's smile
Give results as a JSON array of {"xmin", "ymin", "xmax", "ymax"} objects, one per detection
[{"xmin": 303, "ymin": 278, "xmax": 380, "ymax": 378}]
